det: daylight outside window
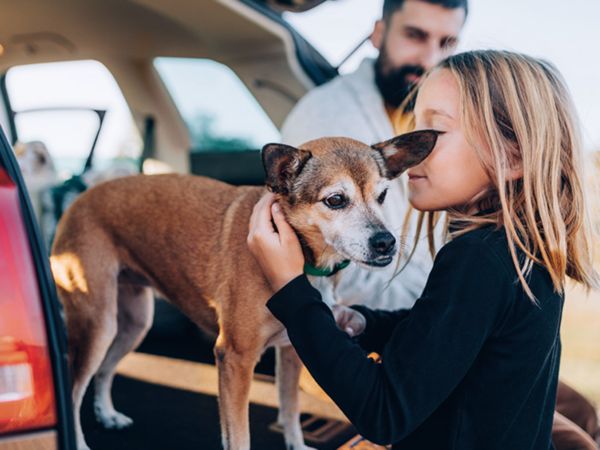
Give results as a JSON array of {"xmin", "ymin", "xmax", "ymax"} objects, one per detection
[{"xmin": 154, "ymin": 57, "xmax": 280, "ymax": 152}]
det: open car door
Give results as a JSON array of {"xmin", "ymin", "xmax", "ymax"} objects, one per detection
[
  {"xmin": 0, "ymin": 126, "xmax": 76, "ymax": 449},
  {"xmin": 260, "ymin": 0, "xmax": 329, "ymax": 13}
]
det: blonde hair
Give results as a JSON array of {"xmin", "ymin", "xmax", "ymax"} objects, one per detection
[{"xmin": 398, "ymin": 50, "xmax": 599, "ymax": 299}]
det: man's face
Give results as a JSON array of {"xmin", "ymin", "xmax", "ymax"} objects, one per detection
[{"xmin": 372, "ymin": 0, "xmax": 466, "ymax": 107}]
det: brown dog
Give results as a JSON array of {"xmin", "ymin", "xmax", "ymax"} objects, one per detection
[{"xmin": 50, "ymin": 130, "xmax": 438, "ymax": 450}]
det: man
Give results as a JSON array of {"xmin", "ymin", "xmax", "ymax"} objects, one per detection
[
  {"xmin": 282, "ymin": 0, "xmax": 466, "ymax": 310},
  {"xmin": 281, "ymin": 1, "xmax": 599, "ymax": 448}
]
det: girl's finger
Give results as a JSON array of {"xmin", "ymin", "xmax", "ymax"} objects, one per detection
[
  {"xmin": 271, "ymin": 202, "xmax": 297, "ymax": 242},
  {"xmin": 249, "ymin": 192, "xmax": 276, "ymax": 234}
]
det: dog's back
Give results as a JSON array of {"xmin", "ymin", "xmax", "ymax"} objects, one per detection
[{"xmin": 52, "ymin": 174, "xmax": 266, "ymax": 306}]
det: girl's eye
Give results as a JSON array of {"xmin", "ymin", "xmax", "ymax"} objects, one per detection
[
  {"xmin": 323, "ymin": 194, "xmax": 348, "ymax": 209},
  {"xmin": 377, "ymin": 189, "xmax": 388, "ymax": 205}
]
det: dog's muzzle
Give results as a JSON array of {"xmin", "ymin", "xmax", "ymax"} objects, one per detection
[
  {"xmin": 369, "ymin": 231, "xmax": 396, "ymax": 256},
  {"xmin": 364, "ymin": 231, "xmax": 396, "ymax": 267}
]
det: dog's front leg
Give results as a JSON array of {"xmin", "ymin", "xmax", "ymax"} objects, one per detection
[
  {"xmin": 214, "ymin": 338, "xmax": 258, "ymax": 450},
  {"xmin": 276, "ymin": 345, "xmax": 316, "ymax": 450}
]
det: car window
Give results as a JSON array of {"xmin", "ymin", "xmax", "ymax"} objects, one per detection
[
  {"xmin": 153, "ymin": 57, "xmax": 280, "ymax": 152},
  {"xmin": 282, "ymin": 0, "xmax": 382, "ymax": 71},
  {"xmin": 13, "ymin": 108, "xmax": 103, "ymax": 176},
  {"xmin": 5, "ymin": 60, "xmax": 142, "ymax": 179}
]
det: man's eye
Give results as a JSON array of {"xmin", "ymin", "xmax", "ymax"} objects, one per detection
[
  {"xmin": 377, "ymin": 189, "xmax": 388, "ymax": 205},
  {"xmin": 405, "ymin": 29, "xmax": 427, "ymax": 41},
  {"xmin": 441, "ymin": 37, "xmax": 458, "ymax": 50},
  {"xmin": 323, "ymin": 194, "xmax": 348, "ymax": 209}
]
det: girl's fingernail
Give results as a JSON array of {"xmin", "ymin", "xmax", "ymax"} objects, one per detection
[{"xmin": 272, "ymin": 203, "xmax": 280, "ymax": 212}]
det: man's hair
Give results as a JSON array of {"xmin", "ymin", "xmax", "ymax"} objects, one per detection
[{"xmin": 383, "ymin": 0, "xmax": 468, "ymax": 22}]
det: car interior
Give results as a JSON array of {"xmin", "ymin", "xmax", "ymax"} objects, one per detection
[{"xmin": 0, "ymin": 1, "xmax": 360, "ymax": 449}]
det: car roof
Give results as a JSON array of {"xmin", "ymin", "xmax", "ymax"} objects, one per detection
[{"xmin": 0, "ymin": 0, "xmax": 334, "ymax": 127}]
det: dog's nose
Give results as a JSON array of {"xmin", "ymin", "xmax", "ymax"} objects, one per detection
[{"xmin": 369, "ymin": 231, "xmax": 396, "ymax": 255}]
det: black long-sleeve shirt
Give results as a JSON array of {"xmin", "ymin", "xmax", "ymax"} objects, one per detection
[{"xmin": 267, "ymin": 225, "xmax": 563, "ymax": 449}]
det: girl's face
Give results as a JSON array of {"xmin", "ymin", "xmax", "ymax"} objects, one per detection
[{"xmin": 408, "ymin": 69, "xmax": 492, "ymax": 211}]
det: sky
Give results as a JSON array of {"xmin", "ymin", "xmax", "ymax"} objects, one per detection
[{"xmin": 3, "ymin": 0, "xmax": 600, "ymax": 179}]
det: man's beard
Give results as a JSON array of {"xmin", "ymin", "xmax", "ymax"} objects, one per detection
[{"xmin": 374, "ymin": 47, "xmax": 424, "ymax": 109}]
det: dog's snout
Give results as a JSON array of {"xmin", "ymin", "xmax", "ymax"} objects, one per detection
[{"xmin": 369, "ymin": 231, "xmax": 396, "ymax": 255}]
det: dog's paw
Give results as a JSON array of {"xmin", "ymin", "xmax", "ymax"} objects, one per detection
[
  {"xmin": 76, "ymin": 437, "xmax": 92, "ymax": 450},
  {"xmin": 279, "ymin": 422, "xmax": 317, "ymax": 450},
  {"xmin": 100, "ymin": 411, "xmax": 134, "ymax": 429},
  {"xmin": 94, "ymin": 405, "xmax": 134, "ymax": 430},
  {"xmin": 282, "ymin": 436, "xmax": 317, "ymax": 450},
  {"xmin": 286, "ymin": 445, "xmax": 317, "ymax": 450}
]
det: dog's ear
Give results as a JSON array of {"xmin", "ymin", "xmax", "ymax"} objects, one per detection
[
  {"xmin": 372, "ymin": 129, "xmax": 440, "ymax": 179},
  {"xmin": 262, "ymin": 143, "xmax": 312, "ymax": 195}
]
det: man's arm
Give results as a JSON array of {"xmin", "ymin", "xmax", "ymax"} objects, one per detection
[{"xmin": 281, "ymin": 86, "xmax": 357, "ymax": 146}]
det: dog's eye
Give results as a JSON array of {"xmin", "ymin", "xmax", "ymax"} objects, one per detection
[
  {"xmin": 323, "ymin": 194, "xmax": 348, "ymax": 209},
  {"xmin": 377, "ymin": 189, "xmax": 388, "ymax": 205}
]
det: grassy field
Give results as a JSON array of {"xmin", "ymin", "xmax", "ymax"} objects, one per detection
[
  {"xmin": 560, "ymin": 152, "xmax": 600, "ymax": 405},
  {"xmin": 560, "ymin": 283, "xmax": 600, "ymax": 405}
]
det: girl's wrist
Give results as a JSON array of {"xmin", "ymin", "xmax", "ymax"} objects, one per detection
[{"xmin": 270, "ymin": 270, "xmax": 303, "ymax": 293}]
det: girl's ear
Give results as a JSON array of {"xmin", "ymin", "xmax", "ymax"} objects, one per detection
[
  {"xmin": 370, "ymin": 20, "xmax": 385, "ymax": 50},
  {"xmin": 507, "ymin": 166, "xmax": 523, "ymax": 182},
  {"xmin": 505, "ymin": 145, "xmax": 524, "ymax": 181}
]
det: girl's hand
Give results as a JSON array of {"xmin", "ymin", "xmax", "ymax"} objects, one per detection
[
  {"xmin": 247, "ymin": 193, "xmax": 305, "ymax": 293},
  {"xmin": 331, "ymin": 305, "xmax": 367, "ymax": 337}
]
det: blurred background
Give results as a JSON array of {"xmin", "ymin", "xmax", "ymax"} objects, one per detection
[{"xmin": 1, "ymin": 0, "xmax": 598, "ymax": 432}]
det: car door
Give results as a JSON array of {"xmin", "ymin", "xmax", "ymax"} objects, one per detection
[{"xmin": 0, "ymin": 125, "xmax": 75, "ymax": 450}]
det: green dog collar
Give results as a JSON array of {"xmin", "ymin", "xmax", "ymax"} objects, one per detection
[{"xmin": 303, "ymin": 259, "xmax": 351, "ymax": 277}]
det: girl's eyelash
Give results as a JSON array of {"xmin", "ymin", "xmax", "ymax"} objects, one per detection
[{"xmin": 433, "ymin": 130, "xmax": 446, "ymax": 135}]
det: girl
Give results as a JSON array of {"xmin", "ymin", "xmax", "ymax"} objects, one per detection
[{"xmin": 247, "ymin": 50, "xmax": 599, "ymax": 449}]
